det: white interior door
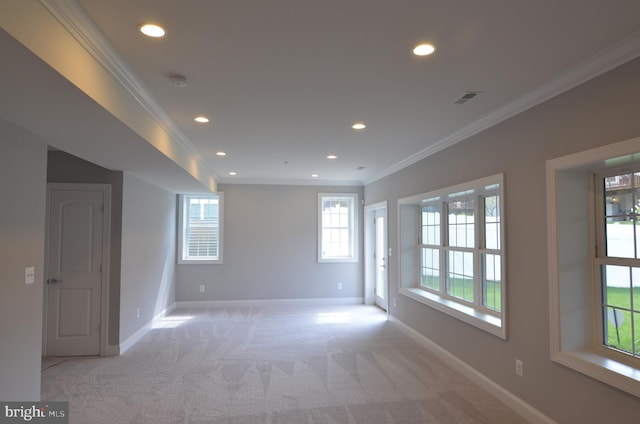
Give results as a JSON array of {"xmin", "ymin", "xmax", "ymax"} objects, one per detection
[
  {"xmin": 374, "ymin": 209, "xmax": 388, "ymax": 310},
  {"xmin": 46, "ymin": 185, "xmax": 106, "ymax": 356}
]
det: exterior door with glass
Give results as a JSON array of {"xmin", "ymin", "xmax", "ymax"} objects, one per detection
[{"xmin": 374, "ymin": 209, "xmax": 388, "ymax": 310}]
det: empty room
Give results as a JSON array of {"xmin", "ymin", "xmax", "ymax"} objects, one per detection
[{"xmin": 2, "ymin": 1, "xmax": 640, "ymax": 423}]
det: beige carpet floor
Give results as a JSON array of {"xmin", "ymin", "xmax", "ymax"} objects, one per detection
[{"xmin": 41, "ymin": 304, "xmax": 528, "ymax": 423}]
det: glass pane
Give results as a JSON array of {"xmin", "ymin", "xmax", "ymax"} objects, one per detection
[
  {"xmin": 420, "ymin": 248, "xmax": 440, "ymax": 291},
  {"xmin": 447, "ymin": 250, "xmax": 474, "ymax": 302},
  {"xmin": 603, "ymin": 265, "xmax": 631, "ymax": 309},
  {"xmin": 604, "ymin": 306, "xmax": 631, "ymax": 353},
  {"xmin": 635, "ymin": 312, "xmax": 640, "ymax": 357},
  {"xmin": 602, "ymin": 265, "xmax": 640, "ymax": 356},
  {"xmin": 604, "ymin": 173, "xmax": 638, "ymax": 258},
  {"xmin": 634, "ymin": 268, "xmax": 640, "ymax": 315},
  {"xmin": 484, "ymin": 195, "xmax": 500, "ymax": 250},
  {"xmin": 483, "ymin": 254, "xmax": 501, "ymax": 312},
  {"xmin": 448, "ymin": 199, "xmax": 475, "ymax": 248},
  {"xmin": 322, "ymin": 228, "xmax": 350, "ymax": 258},
  {"xmin": 321, "ymin": 196, "xmax": 354, "ymax": 259},
  {"xmin": 186, "ymin": 197, "xmax": 219, "ymax": 259},
  {"xmin": 421, "ymin": 205, "xmax": 440, "ymax": 245}
]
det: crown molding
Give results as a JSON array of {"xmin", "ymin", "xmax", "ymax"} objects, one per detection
[
  {"xmin": 37, "ymin": 1, "xmax": 640, "ymax": 188},
  {"xmin": 217, "ymin": 177, "xmax": 363, "ymax": 187},
  {"xmin": 364, "ymin": 30, "xmax": 640, "ymax": 186},
  {"xmin": 39, "ymin": 0, "xmax": 215, "ymax": 178}
]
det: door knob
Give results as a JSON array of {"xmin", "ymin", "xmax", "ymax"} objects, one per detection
[{"xmin": 47, "ymin": 278, "xmax": 63, "ymax": 284}]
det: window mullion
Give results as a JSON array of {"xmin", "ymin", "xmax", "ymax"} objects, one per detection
[
  {"xmin": 475, "ymin": 194, "xmax": 482, "ymax": 308},
  {"xmin": 440, "ymin": 201, "xmax": 447, "ymax": 295},
  {"xmin": 399, "ymin": 173, "xmax": 505, "ymax": 338}
]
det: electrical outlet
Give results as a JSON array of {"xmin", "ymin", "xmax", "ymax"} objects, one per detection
[
  {"xmin": 337, "ymin": 283, "xmax": 343, "ymax": 290},
  {"xmin": 515, "ymin": 359, "xmax": 524, "ymax": 377},
  {"xmin": 393, "ymin": 297, "xmax": 397, "ymax": 308},
  {"xmin": 25, "ymin": 266, "xmax": 35, "ymax": 285},
  {"xmin": 199, "ymin": 284, "xmax": 205, "ymax": 293}
]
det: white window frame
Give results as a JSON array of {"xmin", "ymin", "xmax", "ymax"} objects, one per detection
[
  {"xmin": 398, "ymin": 174, "xmax": 506, "ymax": 339},
  {"xmin": 318, "ymin": 193, "xmax": 359, "ymax": 263},
  {"xmin": 178, "ymin": 193, "xmax": 223, "ymax": 264},
  {"xmin": 547, "ymin": 136, "xmax": 640, "ymax": 398},
  {"xmin": 594, "ymin": 168, "xmax": 640, "ymax": 359}
]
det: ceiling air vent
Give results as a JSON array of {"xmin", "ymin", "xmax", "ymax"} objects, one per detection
[{"xmin": 454, "ymin": 91, "xmax": 482, "ymax": 104}]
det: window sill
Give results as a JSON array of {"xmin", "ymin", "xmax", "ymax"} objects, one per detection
[
  {"xmin": 318, "ymin": 258, "xmax": 358, "ymax": 263},
  {"xmin": 178, "ymin": 259, "xmax": 223, "ymax": 265},
  {"xmin": 552, "ymin": 348, "xmax": 640, "ymax": 398},
  {"xmin": 399, "ymin": 287, "xmax": 505, "ymax": 339}
]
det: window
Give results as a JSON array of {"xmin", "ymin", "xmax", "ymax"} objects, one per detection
[
  {"xmin": 399, "ymin": 174, "xmax": 505, "ymax": 338},
  {"xmin": 318, "ymin": 193, "xmax": 358, "ymax": 262},
  {"xmin": 178, "ymin": 194, "xmax": 223, "ymax": 264},
  {"xmin": 547, "ymin": 136, "xmax": 640, "ymax": 398},
  {"xmin": 596, "ymin": 170, "xmax": 640, "ymax": 358}
]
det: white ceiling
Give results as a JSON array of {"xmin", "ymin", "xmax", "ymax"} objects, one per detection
[{"xmin": 2, "ymin": 0, "xmax": 640, "ymax": 190}]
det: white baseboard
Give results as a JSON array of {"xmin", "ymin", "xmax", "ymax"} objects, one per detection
[
  {"xmin": 389, "ymin": 316, "xmax": 556, "ymax": 424},
  {"xmin": 104, "ymin": 344, "xmax": 120, "ymax": 356},
  {"xmin": 118, "ymin": 303, "xmax": 176, "ymax": 355},
  {"xmin": 175, "ymin": 297, "xmax": 364, "ymax": 309}
]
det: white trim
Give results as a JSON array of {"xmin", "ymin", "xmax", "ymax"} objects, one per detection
[
  {"xmin": 389, "ymin": 316, "xmax": 556, "ymax": 424},
  {"xmin": 178, "ymin": 193, "xmax": 224, "ymax": 264},
  {"xmin": 39, "ymin": 0, "xmax": 216, "ymax": 182},
  {"xmin": 547, "ymin": 135, "xmax": 640, "ymax": 398},
  {"xmin": 364, "ymin": 30, "xmax": 640, "ymax": 185},
  {"xmin": 364, "ymin": 201, "xmax": 388, "ymax": 307},
  {"xmin": 100, "ymin": 186, "xmax": 112, "ymax": 356},
  {"xmin": 175, "ymin": 297, "xmax": 364, "ymax": 309},
  {"xmin": 318, "ymin": 193, "xmax": 359, "ymax": 263},
  {"xmin": 119, "ymin": 303, "xmax": 176, "ymax": 354},
  {"xmin": 218, "ymin": 177, "xmax": 363, "ymax": 186},
  {"xmin": 104, "ymin": 344, "xmax": 120, "ymax": 356},
  {"xmin": 37, "ymin": 1, "xmax": 640, "ymax": 188},
  {"xmin": 397, "ymin": 173, "xmax": 506, "ymax": 339},
  {"xmin": 43, "ymin": 183, "xmax": 112, "ymax": 357},
  {"xmin": 399, "ymin": 287, "xmax": 503, "ymax": 338},
  {"xmin": 119, "ymin": 322, "xmax": 150, "ymax": 355}
]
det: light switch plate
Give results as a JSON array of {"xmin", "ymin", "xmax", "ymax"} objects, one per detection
[{"xmin": 25, "ymin": 266, "xmax": 35, "ymax": 285}]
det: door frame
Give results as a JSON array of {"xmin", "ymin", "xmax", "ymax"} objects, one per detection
[
  {"xmin": 43, "ymin": 183, "xmax": 112, "ymax": 356},
  {"xmin": 364, "ymin": 201, "xmax": 388, "ymax": 310}
]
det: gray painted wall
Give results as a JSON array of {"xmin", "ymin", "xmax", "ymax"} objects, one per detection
[
  {"xmin": 119, "ymin": 173, "xmax": 176, "ymax": 341},
  {"xmin": 364, "ymin": 57, "xmax": 640, "ymax": 421},
  {"xmin": 176, "ymin": 184, "xmax": 364, "ymax": 302},
  {"xmin": 0, "ymin": 120, "xmax": 47, "ymax": 400},
  {"xmin": 47, "ymin": 151, "xmax": 123, "ymax": 347},
  {"xmin": 47, "ymin": 152, "xmax": 176, "ymax": 348}
]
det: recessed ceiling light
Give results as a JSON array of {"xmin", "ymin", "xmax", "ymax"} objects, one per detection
[
  {"xmin": 216, "ymin": 151, "xmax": 226, "ymax": 156},
  {"xmin": 413, "ymin": 43, "xmax": 436, "ymax": 56},
  {"xmin": 139, "ymin": 24, "xmax": 166, "ymax": 38},
  {"xmin": 311, "ymin": 174, "xmax": 319, "ymax": 178},
  {"xmin": 326, "ymin": 155, "xmax": 338, "ymax": 160},
  {"xmin": 194, "ymin": 116, "xmax": 209, "ymax": 123},
  {"xmin": 228, "ymin": 171, "xmax": 237, "ymax": 176},
  {"xmin": 352, "ymin": 122, "xmax": 366, "ymax": 130}
]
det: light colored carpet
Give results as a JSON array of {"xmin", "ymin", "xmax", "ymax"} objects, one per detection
[{"xmin": 41, "ymin": 304, "xmax": 528, "ymax": 423}]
